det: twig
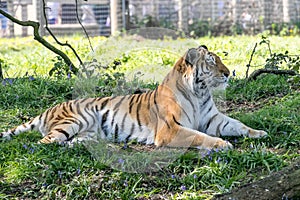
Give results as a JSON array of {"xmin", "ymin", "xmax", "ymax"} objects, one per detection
[
  {"xmin": 0, "ymin": 61, "xmax": 3, "ymax": 80},
  {"xmin": 75, "ymin": 0, "xmax": 94, "ymax": 52},
  {"xmin": 248, "ymin": 69, "xmax": 297, "ymax": 81},
  {"xmin": 0, "ymin": 8, "xmax": 78, "ymax": 74},
  {"xmin": 41, "ymin": 0, "xmax": 83, "ymax": 70},
  {"xmin": 246, "ymin": 42, "xmax": 257, "ymax": 78}
]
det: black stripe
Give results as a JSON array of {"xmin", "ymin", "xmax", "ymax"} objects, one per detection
[
  {"xmin": 157, "ymin": 113, "xmax": 171, "ymax": 129},
  {"xmin": 172, "ymin": 115, "xmax": 181, "ymax": 126},
  {"xmin": 111, "ymin": 109, "xmax": 119, "ymax": 127},
  {"xmin": 142, "ymin": 91, "xmax": 148, "ymax": 100},
  {"xmin": 68, "ymin": 101, "xmax": 74, "ymax": 113},
  {"xmin": 136, "ymin": 95, "xmax": 143, "ymax": 130},
  {"xmin": 42, "ymin": 108, "xmax": 51, "ymax": 127},
  {"xmin": 139, "ymin": 138, "xmax": 147, "ymax": 144},
  {"xmin": 101, "ymin": 98, "xmax": 109, "ymax": 109},
  {"xmin": 62, "ymin": 102, "xmax": 68, "ymax": 113},
  {"xmin": 11, "ymin": 128, "xmax": 16, "ymax": 135},
  {"xmin": 202, "ymin": 95, "xmax": 211, "ymax": 107},
  {"xmin": 121, "ymin": 113, "xmax": 128, "ymax": 132},
  {"xmin": 48, "ymin": 107, "xmax": 57, "ymax": 121},
  {"xmin": 91, "ymin": 105, "xmax": 99, "ymax": 121},
  {"xmin": 126, "ymin": 123, "xmax": 135, "ymax": 143},
  {"xmin": 164, "ymin": 118, "xmax": 171, "ymax": 129},
  {"xmin": 76, "ymin": 103, "xmax": 89, "ymax": 131},
  {"xmin": 67, "ymin": 134, "xmax": 75, "ymax": 141},
  {"xmin": 206, "ymin": 104, "xmax": 213, "ymax": 115},
  {"xmin": 110, "ymin": 96, "xmax": 118, "ymax": 102},
  {"xmin": 69, "ymin": 117, "xmax": 80, "ymax": 125},
  {"xmin": 222, "ymin": 121, "xmax": 229, "ymax": 131},
  {"xmin": 130, "ymin": 123, "xmax": 135, "ymax": 135},
  {"xmin": 80, "ymin": 98, "xmax": 89, "ymax": 103},
  {"xmin": 153, "ymin": 88, "xmax": 160, "ymax": 114},
  {"xmin": 101, "ymin": 110, "xmax": 109, "ymax": 125},
  {"xmin": 86, "ymin": 98, "xmax": 97, "ymax": 107},
  {"xmin": 201, "ymin": 62, "xmax": 205, "ymax": 73},
  {"xmin": 176, "ymin": 80, "xmax": 196, "ymax": 112},
  {"xmin": 180, "ymin": 106, "xmax": 192, "ymax": 123},
  {"xmin": 60, "ymin": 120, "xmax": 74, "ymax": 125},
  {"xmin": 59, "ymin": 121, "xmax": 73, "ymax": 125},
  {"xmin": 84, "ymin": 107, "xmax": 96, "ymax": 125},
  {"xmin": 55, "ymin": 128, "xmax": 70, "ymax": 139},
  {"xmin": 216, "ymin": 122, "xmax": 222, "ymax": 137},
  {"xmin": 95, "ymin": 105, "xmax": 99, "ymax": 111},
  {"xmin": 114, "ymin": 124, "xmax": 119, "ymax": 142},
  {"xmin": 55, "ymin": 115, "xmax": 64, "ymax": 121},
  {"xmin": 200, "ymin": 81, "xmax": 207, "ymax": 89},
  {"xmin": 194, "ymin": 68, "xmax": 199, "ymax": 84},
  {"xmin": 29, "ymin": 118, "xmax": 34, "ymax": 124},
  {"xmin": 101, "ymin": 110, "xmax": 110, "ymax": 136},
  {"xmin": 205, "ymin": 114, "xmax": 218, "ymax": 131},
  {"xmin": 135, "ymin": 93, "xmax": 142, "ymax": 103},
  {"xmin": 153, "ymin": 88, "xmax": 158, "ymax": 104},
  {"xmin": 128, "ymin": 95, "xmax": 137, "ymax": 113},
  {"xmin": 147, "ymin": 90, "xmax": 153, "ymax": 110},
  {"xmin": 61, "ymin": 111, "xmax": 70, "ymax": 118},
  {"xmin": 113, "ymin": 96, "xmax": 126, "ymax": 111}
]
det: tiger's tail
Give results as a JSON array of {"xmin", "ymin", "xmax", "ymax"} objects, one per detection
[{"xmin": 0, "ymin": 116, "xmax": 40, "ymax": 140}]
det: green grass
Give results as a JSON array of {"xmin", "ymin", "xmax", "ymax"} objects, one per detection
[
  {"xmin": 1, "ymin": 35, "xmax": 300, "ymax": 78},
  {"xmin": 0, "ymin": 35, "xmax": 300, "ymax": 199}
]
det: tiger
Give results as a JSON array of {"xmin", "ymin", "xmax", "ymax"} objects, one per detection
[{"xmin": 0, "ymin": 45, "xmax": 267, "ymax": 150}]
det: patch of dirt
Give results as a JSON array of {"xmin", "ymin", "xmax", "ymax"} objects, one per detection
[
  {"xmin": 220, "ymin": 93, "xmax": 287, "ymax": 114},
  {"xmin": 213, "ymin": 158, "xmax": 300, "ymax": 200}
]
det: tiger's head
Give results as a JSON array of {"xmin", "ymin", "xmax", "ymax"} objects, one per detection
[{"xmin": 174, "ymin": 45, "xmax": 230, "ymax": 95}]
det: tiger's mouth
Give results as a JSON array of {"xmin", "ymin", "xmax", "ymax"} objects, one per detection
[
  {"xmin": 209, "ymin": 76, "xmax": 229, "ymax": 90},
  {"xmin": 213, "ymin": 75, "xmax": 229, "ymax": 84}
]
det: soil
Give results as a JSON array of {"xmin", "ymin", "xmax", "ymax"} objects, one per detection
[{"xmin": 213, "ymin": 158, "xmax": 300, "ymax": 200}]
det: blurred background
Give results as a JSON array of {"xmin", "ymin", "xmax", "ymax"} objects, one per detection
[{"xmin": 1, "ymin": 0, "xmax": 300, "ymax": 38}]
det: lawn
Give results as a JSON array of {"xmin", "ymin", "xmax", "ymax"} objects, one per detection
[{"xmin": 0, "ymin": 34, "xmax": 299, "ymax": 199}]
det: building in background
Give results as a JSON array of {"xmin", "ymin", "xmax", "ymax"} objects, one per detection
[{"xmin": 2, "ymin": 0, "xmax": 300, "ymax": 37}]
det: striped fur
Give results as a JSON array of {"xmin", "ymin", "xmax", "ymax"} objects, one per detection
[{"xmin": 0, "ymin": 46, "xmax": 267, "ymax": 149}]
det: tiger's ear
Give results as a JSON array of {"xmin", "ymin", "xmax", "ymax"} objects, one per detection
[
  {"xmin": 198, "ymin": 45, "xmax": 208, "ymax": 50},
  {"xmin": 174, "ymin": 48, "xmax": 200, "ymax": 73},
  {"xmin": 185, "ymin": 48, "xmax": 200, "ymax": 67},
  {"xmin": 175, "ymin": 48, "xmax": 200, "ymax": 73}
]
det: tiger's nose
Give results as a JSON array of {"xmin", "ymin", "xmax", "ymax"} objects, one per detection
[{"xmin": 223, "ymin": 72, "xmax": 230, "ymax": 77}]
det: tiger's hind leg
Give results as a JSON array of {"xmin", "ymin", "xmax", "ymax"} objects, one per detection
[
  {"xmin": 62, "ymin": 131, "xmax": 99, "ymax": 147},
  {"xmin": 38, "ymin": 129, "xmax": 70, "ymax": 144},
  {"xmin": 39, "ymin": 129, "xmax": 98, "ymax": 148}
]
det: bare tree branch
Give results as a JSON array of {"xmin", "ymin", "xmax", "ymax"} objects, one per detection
[
  {"xmin": 248, "ymin": 69, "xmax": 297, "ymax": 81},
  {"xmin": 246, "ymin": 42, "xmax": 257, "ymax": 78},
  {"xmin": 41, "ymin": 0, "xmax": 84, "ymax": 69},
  {"xmin": 0, "ymin": 8, "xmax": 79, "ymax": 74},
  {"xmin": 74, "ymin": 0, "xmax": 94, "ymax": 52}
]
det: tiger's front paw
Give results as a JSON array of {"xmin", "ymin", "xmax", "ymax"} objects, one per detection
[
  {"xmin": 213, "ymin": 138, "xmax": 233, "ymax": 150},
  {"xmin": 248, "ymin": 129, "xmax": 268, "ymax": 138},
  {"xmin": 202, "ymin": 137, "xmax": 233, "ymax": 150}
]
